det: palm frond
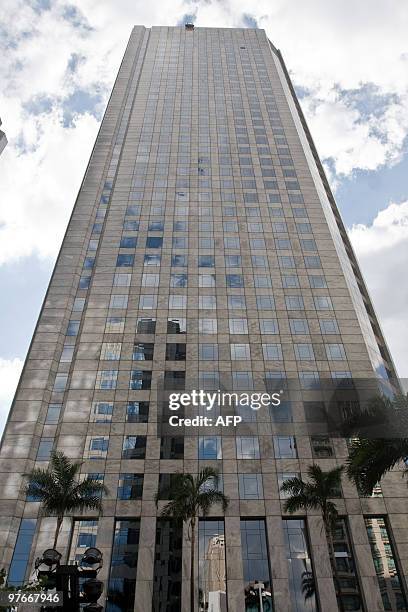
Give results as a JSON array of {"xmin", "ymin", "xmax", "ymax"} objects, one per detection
[
  {"xmin": 347, "ymin": 437, "xmax": 408, "ymax": 495},
  {"xmin": 197, "ymin": 490, "xmax": 229, "ymax": 515}
]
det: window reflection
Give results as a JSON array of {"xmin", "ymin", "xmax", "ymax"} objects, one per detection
[
  {"xmin": 240, "ymin": 519, "xmax": 273, "ymax": 611},
  {"xmin": 283, "ymin": 519, "xmax": 317, "ymax": 611},
  {"xmin": 199, "ymin": 520, "xmax": 226, "ymax": 612}
]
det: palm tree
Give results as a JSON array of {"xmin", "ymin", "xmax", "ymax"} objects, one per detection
[
  {"xmin": 344, "ymin": 393, "xmax": 408, "ymax": 495},
  {"xmin": 155, "ymin": 467, "xmax": 229, "ymax": 612},
  {"xmin": 280, "ymin": 464, "xmax": 345, "ymax": 611},
  {"xmin": 24, "ymin": 451, "xmax": 108, "ymax": 549}
]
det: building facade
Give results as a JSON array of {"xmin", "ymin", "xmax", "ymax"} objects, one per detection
[{"xmin": 1, "ymin": 25, "xmax": 407, "ymax": 612}]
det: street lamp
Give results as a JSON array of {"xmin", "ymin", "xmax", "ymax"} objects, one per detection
[{"xmin": 36, "ymin": 547, "xmax": 104, "ymax": 611}]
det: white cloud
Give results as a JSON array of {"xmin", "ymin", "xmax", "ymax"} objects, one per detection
[
  {"xmin": 0, "ymin": 110, "xmax": 99, "ymax": 264},
  {"xmin": 349, "ymin": 201, "xmax": 408, "ymax": 377},
  {"xmin": 1, "ymin": 0, "xmax": 408, "ymax": 267},
  {"xmin": 0, "ymin": 358, "xmax": 24, "ymax": 437}
]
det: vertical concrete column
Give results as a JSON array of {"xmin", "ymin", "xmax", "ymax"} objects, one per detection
[
  {"xmin": 225, "ymin": 516, "xmax": 245, "ymax": 612},
  {"xmin": 348, "ymin": 514, "xmax": 383, "ymax": 611},
  {"xmin": 96, "ymin": 516, "xmax": 115, "ymax": 592},
  {"xmin": 308, "ymin": 514, "xmax": 338, "ymax": 610},
  {"xmin": 134, "ymin": 515, "xmax": 156, "ymax": 612},
  {"xmin": 266, "ymin": 515, "xmax": 291, "ymax": 612}
]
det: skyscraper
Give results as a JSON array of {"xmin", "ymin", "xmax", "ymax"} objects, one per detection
[{"xmin": 1, "ymin": 24, "xmax": 407, "ymax": 612}]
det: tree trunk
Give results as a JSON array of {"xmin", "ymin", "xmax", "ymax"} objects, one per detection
[
  {"xmin": 190, "ymin": 519, "xmax": 196, "ymax": 612},
  {"xmin": 326, "ymin": 524, "xmax": 345, "ymax": 612},
  {"xmin": 53, "ymin": 515, "xmax": 63, "ymax": 550}
]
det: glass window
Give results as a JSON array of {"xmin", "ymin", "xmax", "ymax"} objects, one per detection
[
  {"xmin": 144, "ymin": 254, "xmax": 161, "ymax": 266},
  {"xmin": 116, "ymin": 254, "xmax": 134, "ymax": 267},
  {"xmin": 171, "ymin": 254, "xmax": 187, "ymax": 267},
  {"xmin": 199, "ymin": 274, "xmax": 216, "ymax": 287},
  {"xmin": 259, "ymin": 319, "xmax": 279, "ymax": 334},
  {"xmin": 239, "ymin": 473, "xmax": 264, "ymax": 499},
  {"xmin": 36, "ymin": 437, "xmax": 54, "ymax": 460},
  {"xmin": 283, "ymin": 519, "xmax": 317, "ymax": 612},
  {"xmin": 100, "ymin": 342, "xmax": 121, "ymax": 361},
  {"xmin": 325, "ymin": 343, "xmax": 346, "ymax": 360},
  {"xmin": 66, "ymin": 320, "xmax": 80, "ymax": 336},
  {"xmin": 120, "ymin": 236, "xmax": 137, "ymax": 249},
  {"xmin": 314, "ymin": 296, "xmax": 333, "ymax": 310},
  {"xmin": 240, "ymin": 520, "xmax": 272, "ymax": 611},
  {"xmin": 45, "ymin": 404, "xmax": 62, "ymax": 424},
  {"xmin": 133, "ymin": 343, "xmax": 154, "ymax": 361},
  {"xmin": 199, "ymin": 255, "xmax": 215, "ymax": 268},
  {"xmin": 229, "ymin": 318, "xmax": 248, "ymax": 334},
  {"xmin": 142, "ymin": 273, "xmax": 159, "ymax": 287},
  {"xmin": 262, "ymin": 343, "xmax": 283, "ymax": 360},
  {"xmin": 282, "ymin": 274, "xmax": 300, "ymax": 288},
  {"xmin": 199, "ymin": 436, "xmax": 222, "ymax": 459},
  {"xmin": 166, "ymin": 343, "xmax": 186, "ymax": 361},
  {"xmin": 53, "ymin": 373, "xmax": 68, "ymax": 392},
  {"xmin": 270, "ymin": 401, "xmax": 293, "ymax": 423},
  {"xmin": 319, "ymin": 319, "xmax": 339, "ymax": 334},
  {"xmin": 199, "ymin": 318, "xmax": 217, "ymax": 334},
  {"xmin": 170, "ymin": 273, "xmax": 188, "ymax": 287},
  {"xmin": 232, "ymin": 371, "xmax": 253, "ymax": 390},
  {"xmin": 7, "ymin": 519, "xmax": 37, "ymax": 586},
  {"xmin": 199, "ymin": 520, "xmax": 226, "ymax": 609},
  {"xmin": 290, "ymin": 319, "xmax": 309, "ymax": 334},
  {"xmin": 294, "ymin": 343, "xmax": 315, "ymax": 360},
  {"xmin": 60, "ymin": 344, "xmax": 74, "ymax": 363},
  {"xmin": 109, "ymin": 294, "xmax": 128, "ymax": 309},
  {"xmin": 311, "ymin": 435, "xmax": 334, "ymax": 458},
  {"xmin": 91, "ymin": 402, "xmax": 113, "ymax": 423},
  {"xmin": 113, "ymin": 273, "xmax": 131, "ymax": 287},
  {"xmin": 167, "ymin": 318, "xmax": 186, "ymax": 334},
  {"xmin": 136, "ymin": 317, "xmax": 156, "ymax": 334},
  {"xmin": 225, "ymin": 254, "xmax": 242, "ymax": 267},
  {"xmin": 299, "ymin": 371, "xmax": 320, "ymax": 389},
  {"xmin": 105, "ymin": 317, "xmax": 125, "ymax": 333},
  {"xmin": 226, "ymin": 274, "xmax": 244, "ymax": 288},
  {"xmin": 256, "ymin": 296, "xmax": 275, "ymax": 310},
  {"xmin": 122, "ymin": 436, "xmax": 147, "ymax": 459},
  {"xmin": 73, "ymin": 298, "xmax": 85, "ymax": 312},
  {"xmin": 153, "ymin": 520, "xmax": 183, "ymax": 611},
  {"xmin": 274, "ymin": 435, "xmax": 297, "ymax": 459},
  {"xmin": 95, "ymin": 369, "xmax": 118, "ymax": 390},
  {"xmin": 199, "ymin": 344, "xmax": 218, "ymax": 360},
  {"xmin": 309, "ymin": 275, "xmax": 327, "ymax": 288},
  {"xmin": 169, "ymin": 295, "xmax": 187, "ymax": 309},
  {"xmin": 163, "ymin": 371, "xmax": 185, "ymax": 390},
  {"xmin": 107, "ymin": 520, "xmax": 140, "ymax": 612},
  {"xmin": 129, "ymin": 370, "xmax": 152, "ymax": 390},
  {"xmin": 285, "ymin": 295, "xmax": 304, "ymax": 310},
  {"xmin": 254, "ymin": 275, "xmax": 272, "ymax": 288},
  {"xmin": 228, "ymin": 295, "xmax": 246, "ymax": 309},
  {"xmin": 146, "ymin": 236, "xmax": 163, "ymax": 249},
  {"xmin": 236, "ymin": 436, "xmax": 260, "ymax": 459},
  {"xmin": 117, "ymin": 474, "xmax": 144, "ymax": 500},
  {"xmin": 365, "ymin": 517, "xmax": 407, "ymax": 612},
  {"xmin": 87, "ymin": 436, "xmax": 109, "ymax": 460},
  {"xmin": 126, "ymin": 401, "xmax": 149, "ymax": 423},
  {"xmin": 278, "ymin": 472, "xmax": 300, "ymax": 499},
  {"xmin": 231, "ymin": 344, "xmax": 250, "ymax": 360},
  {"xmin": 160, "ymin": 436, "xmax": 184, "ymax": 460},
  {"xmin": 199, "ymin": 295, "xmax": 216, "ymax": 309}
]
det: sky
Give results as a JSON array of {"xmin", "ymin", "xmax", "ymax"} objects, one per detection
[{"xmin": 0, "ymin": 0, "xmax": 408, "ymax": 434}]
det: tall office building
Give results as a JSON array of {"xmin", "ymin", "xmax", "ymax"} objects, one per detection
[{"xmin": 1, "ymin": 25, "xmax": 407, "ymax": 612}]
